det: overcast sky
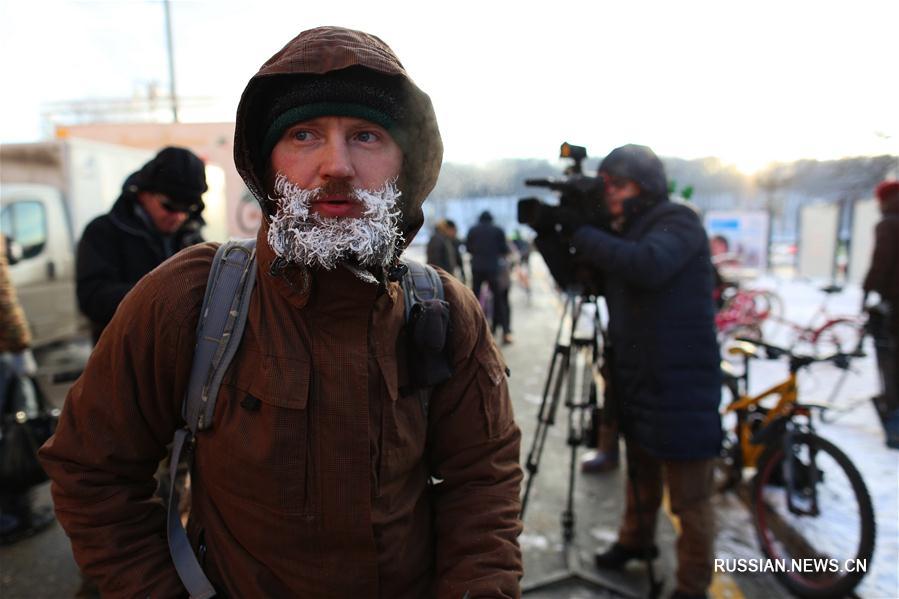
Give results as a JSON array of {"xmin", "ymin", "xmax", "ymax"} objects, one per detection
[{"xmin": 1, "ymin": 0, "xmax": 897, "ymax": 172}]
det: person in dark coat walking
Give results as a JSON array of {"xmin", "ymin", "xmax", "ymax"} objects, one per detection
[
  {"xmin": 863, "ymin": 179, "xmax": 899, "ymax": 448},
  {"xmin": 466, "ymin": 211, "xmax": 513, "ymax": 344},
  {"xmin": 552, "ymin": 144, "xmax": 721, "ymax": 599},
  {"xmin": 76, "ymin": 147, "xmax": 207, "ymax": 343}
]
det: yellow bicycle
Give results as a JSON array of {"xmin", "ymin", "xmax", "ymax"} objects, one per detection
[{"xmin": 717, "ymin": 338, "xmax": 876, "ymax": 599}]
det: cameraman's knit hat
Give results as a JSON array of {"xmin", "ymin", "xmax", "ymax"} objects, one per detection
[
  {"xmin": 258, "ymin": 67, "xmax": 410, "ymax": 160},
  {"xmin": 134, "ymin": 146, "xmax": 208, "ymax": 209},
  {"xmin": 598, "ymin": 144, "xmax": 669, "ymax": 199}
]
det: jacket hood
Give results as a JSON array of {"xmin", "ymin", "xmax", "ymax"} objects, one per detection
[
  {"xmin": 234, "ymin": 26, "xmax": 443, "ymax": 247},
  {"xmin": 599, "ymin": 144, "xmax": 669, "ymax": 200}
]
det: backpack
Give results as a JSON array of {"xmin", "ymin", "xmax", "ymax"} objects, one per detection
[{"xmin": 167, "ymin": 239, "xmax": 451, "ymax": 598}]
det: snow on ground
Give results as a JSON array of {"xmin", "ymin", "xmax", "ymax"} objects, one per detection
[{"xmin": 716, "ymin": 275, "xmax": 898, "ymax": 598}]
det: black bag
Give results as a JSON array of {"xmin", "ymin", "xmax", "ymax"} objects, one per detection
[{"xmin": 0, "ymin": 373, "xmax": 58, "ymax": 493}]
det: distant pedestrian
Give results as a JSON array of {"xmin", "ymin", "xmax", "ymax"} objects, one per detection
[
  {"xmin": 511, "ymin": 229, "xmax": 531, "ymax": 298},
  {"xmin": 863, "ymin": 179, "xmax": 899, "ymax": 449},
  {"xmin": 444, "ymin": 219, "xmax": 466, "ymax": 283},
  {"xmin": 466, "ymin": 211, "xmax": 513, "ymax": 344},
  {"xmin": 76, "ymin": 146, "xmax": 207, "ymax": 343},
  {"xmin": 426, "ymin": 219, "xmax": 464, "ymax": 281}
]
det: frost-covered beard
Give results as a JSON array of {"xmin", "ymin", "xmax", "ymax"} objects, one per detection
[{"xmin": 267, "ymin": 173, "xmax": 404, "ymax": 270}]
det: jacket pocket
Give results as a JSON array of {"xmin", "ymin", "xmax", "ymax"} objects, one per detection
[
  {"xmin": 199, "ymin": 353, "xmax": 315, "ymax": 516},
  {"xmin": 475, "ymin": 343, "xmax": 513, "ymax": 439},
  {"xmin": 383, "ymin": 387, "xmax": 428, "ymax": 478}
]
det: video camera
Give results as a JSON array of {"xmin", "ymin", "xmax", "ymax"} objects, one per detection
[
  {"xmin": 517, "ymin": 142, "xmax": 607, "ymax": 233},
  {"xmin": 517, "ymin": 143, "xmax": 606, "ymax": 296}
]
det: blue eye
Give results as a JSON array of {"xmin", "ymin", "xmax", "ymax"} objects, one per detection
[
  {"xmin": 355, "ymin": 131, "xmax": 378, "ymax": 143},
  {"xmin": 292, "ymin": 130, "xmax": 311, "ymax": 141}
]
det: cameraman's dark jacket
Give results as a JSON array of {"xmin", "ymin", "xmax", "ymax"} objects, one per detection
[
  {"xmin": 571, "ymin": 198, "xmax": 722, "ymax": 460},
  {"xmin": 76, "ymin": 173, "xmax": 205, "ymax": 342}
]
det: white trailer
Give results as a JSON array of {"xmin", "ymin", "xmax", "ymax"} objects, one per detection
[{"xmin": 1, "ymin": 139, "xmax": 154, "ymax": 348}]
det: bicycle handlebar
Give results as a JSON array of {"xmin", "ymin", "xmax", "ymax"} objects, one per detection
[
  {"xmin": 733, "ymin": 337, "xmax": 790, "ymax": 359},
  {"xmin": 733, "ymin": 337, "xmax": 861, "ymax": 372}
]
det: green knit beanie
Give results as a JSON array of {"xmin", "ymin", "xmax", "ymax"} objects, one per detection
[{"xmin": 259, "ymin": 69, "xmax": 409, "ymax": 159}]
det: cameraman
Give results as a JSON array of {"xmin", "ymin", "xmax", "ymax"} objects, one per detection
[{"xmin": 552, "ymin": 144, "xmax": 721, "ymax": 599}]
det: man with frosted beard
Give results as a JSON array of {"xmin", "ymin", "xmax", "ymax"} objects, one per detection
[{"xmin": 40, "ymin": 26, "xmax": 523, "ymax": 598}]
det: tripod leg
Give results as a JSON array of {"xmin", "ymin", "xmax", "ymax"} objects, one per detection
[
  {"xmin": 521, "ymin": 298, "xmax": 575, "ymax": 518},
  {"xmin": 561, "ymin": 340, "xmax": 592, "ymax": 542}
]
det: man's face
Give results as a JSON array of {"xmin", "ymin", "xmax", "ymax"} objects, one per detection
[
  {"xmin": 600, "ymin": 174, "xmax": 641, "ymax": 218},
  {"xmin": 270, "ymin": 116, "xmax": 403, "ymax": 219},
  {"xmin": 266, "ymin": 115, "xmax": 406, "ymax": 270},
  {"xmin": 137, "ymin": 192, "xmax": 190, "ymax": 234}
]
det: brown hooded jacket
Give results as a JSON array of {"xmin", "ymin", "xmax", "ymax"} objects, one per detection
[{"xmin": 39, "ymin": 27, "xmax": 523, "ymax": 598}]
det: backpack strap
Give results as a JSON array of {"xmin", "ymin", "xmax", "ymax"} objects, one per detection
[
  {"xmin": 184, "ymin": 239, "xmax": 257, "ymax": 433},
  {"xmin": 168, "ymin": 239, "xmax": 257, "ymax": 599}
]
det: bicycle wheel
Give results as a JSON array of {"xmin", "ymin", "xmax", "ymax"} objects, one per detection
[
  {"xmin": 752, "ymin": 433, "xmax": 875, "ymax": 598},
  {"xmin": 813, "ymin": 319, "xmax": 864, "ymax": 356}
]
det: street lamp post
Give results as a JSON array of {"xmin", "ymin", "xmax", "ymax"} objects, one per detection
[{"xmin": 163, "ymin": 0, "xmax": 179, "ymax": 122}]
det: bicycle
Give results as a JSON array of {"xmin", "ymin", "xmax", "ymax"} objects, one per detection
[
  {"xmin": 716, "ymin": 286, "xmax": 782, "ymax": 342},
  {"xmin": 766, "ymin": 284, "xmax": 865, "ymax": 356},
  {"xmin": 716, "ymin": 338, "xmax": 876, "ymax": 599}
]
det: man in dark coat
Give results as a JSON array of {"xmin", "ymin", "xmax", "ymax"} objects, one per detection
[
  {"xmin": 76, "ymin": 146, "xmax": 207, "ymax": 343},
  {"xmin": 555, "ymin": 144, "xmax": 721, "ymax": 599},
  {"xmin": 863, "ymin": 179, "xmax": 899, "ymax": 448},
  {"xmin": 466, "ymin": 211, "xmax": 513, "ymax": 344}
]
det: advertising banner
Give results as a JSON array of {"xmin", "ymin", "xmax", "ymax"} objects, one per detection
[{"xmin": 704, "ymin": 210, "xmax": 770, "ymax": 275}]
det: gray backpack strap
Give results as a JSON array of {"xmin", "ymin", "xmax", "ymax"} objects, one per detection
[
  {"xmin": 168, "ymin": 239, "xmax": 257, "ymax": 599},
  {"xmin": 184, "ymin": 239, "xmax": 257, "ymax": 432}
]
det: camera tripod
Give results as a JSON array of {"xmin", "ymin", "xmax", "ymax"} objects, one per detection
[
  {"xmin": 520, "ymin": 290, "xmax": 614, "ymax": 594},
  {"xmin": 520, "ymin": 291, "xmax": 662, "ymax": 598}
]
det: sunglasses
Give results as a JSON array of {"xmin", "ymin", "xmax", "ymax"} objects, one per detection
[{"xmin": 158, "ymin": 196, "xmax": 198, "ymax": 214}]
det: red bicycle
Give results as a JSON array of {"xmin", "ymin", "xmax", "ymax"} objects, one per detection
[
  {"xmin": 766, "ymin": 285, "xmax": 865, "ymax": 356},
  {"xmin": 716, "ymin": 285, "xmax": 782, "ymax": 344}
]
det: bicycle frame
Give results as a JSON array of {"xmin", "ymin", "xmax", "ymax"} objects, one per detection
[
  {"xmin": 725, "ymin": 372, "xmax": 800, "ymax": 468},
  {"xmin": 766, "ymin": 291, "xmax": 863, "ymax": 349}
]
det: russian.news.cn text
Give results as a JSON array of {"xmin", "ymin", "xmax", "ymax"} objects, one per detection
[{"xmin": 714, "ymin": 558, "xmax": 867, "ymax": 574}]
